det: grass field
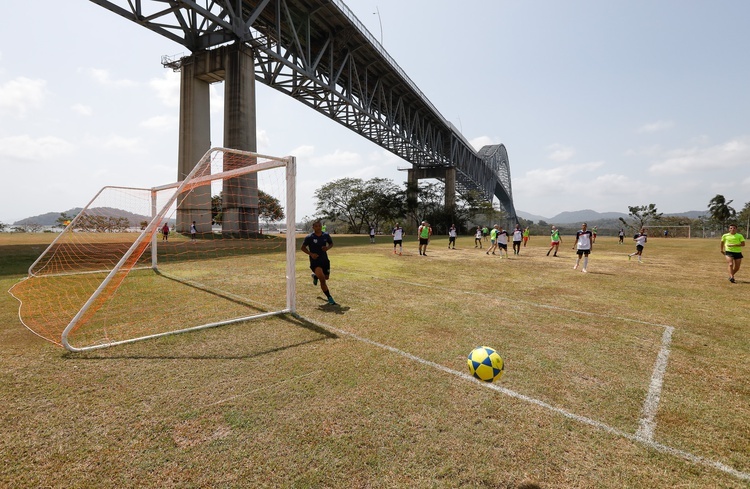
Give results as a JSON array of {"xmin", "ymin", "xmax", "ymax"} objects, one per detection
[{"xmin": 1, "ymin": 232, "xmax": 748, "ymax": 488}]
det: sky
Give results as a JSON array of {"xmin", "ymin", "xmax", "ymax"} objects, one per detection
[{"xmin": 1, "ymin": 0, "xmax": 749, "ymax": 224}]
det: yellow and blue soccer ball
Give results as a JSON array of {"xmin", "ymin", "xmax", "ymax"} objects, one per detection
[{"xmin": 467, "ymin": 346, "xmax": 504, "ymax": 382}]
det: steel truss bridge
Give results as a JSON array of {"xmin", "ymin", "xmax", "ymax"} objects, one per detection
[{"xmin": 90, "ymin": 0, "xmax": 517, "ymax": 220}]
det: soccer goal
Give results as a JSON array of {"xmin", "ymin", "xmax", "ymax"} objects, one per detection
[
  {"xmin": 657, "ymin": 225, "xmax": 691, "ymax": 238},
  {"xmin": 10, "ymin": 148, "xmax": 296, "ymax": 352}
]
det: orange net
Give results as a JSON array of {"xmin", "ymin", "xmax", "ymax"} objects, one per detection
[{"xmin": 10, "ymin": 148, "xmax": 293, "ymax": 350}]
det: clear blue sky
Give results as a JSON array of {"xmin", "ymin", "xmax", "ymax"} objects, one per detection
[{"xmin": 1, "ymin": 1, "xmax": 749, "ymax": 224}]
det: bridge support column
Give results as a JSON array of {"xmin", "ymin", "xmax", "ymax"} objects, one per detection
[
  {"xmin": 176, "ymin": 53, "xmax": 212, "ymax": 235},
  {"xmin": 221, "ymin": 43, "xmax": 259, "ymax": 236},
  {"xmin": 406, "ymin": 166, "xmax": 457, "ymax": 215}
]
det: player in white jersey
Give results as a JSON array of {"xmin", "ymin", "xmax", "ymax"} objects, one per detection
[
  {"xmin": 629, "ymin": 229, "xmax": 647, "ymax": 262},
  {"xmin": 392, "ymin": 223, "xmax": 404, "ymax": 255},
  {"xmin": 448, "ymin": 224, "xmax": 457, "ymax": 249},
  {"xmin": 572, "ymin": 222, "xmax": 593, "ymax": 272}
]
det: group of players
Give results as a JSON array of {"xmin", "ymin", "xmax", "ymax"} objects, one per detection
[{"xmin": 301, "ymin": 220, "xmax": 746, "ymax": 306}]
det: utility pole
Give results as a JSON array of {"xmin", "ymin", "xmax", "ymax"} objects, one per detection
[{"xmin": 373, "ymin": 7, "xmax": 383, "ymax": 45}]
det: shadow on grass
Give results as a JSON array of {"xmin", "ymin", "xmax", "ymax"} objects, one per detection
[{"xmin": 62, "ymin": 313, "xmax": 339, "ymax": 360}]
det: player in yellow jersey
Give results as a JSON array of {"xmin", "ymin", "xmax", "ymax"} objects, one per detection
[
  {"xmin": 418, "ymin": 221, "xmax": 432, "ymax": 256},
  {"xmin": 720, "ymin": 224, "xmax": 745, "ymax": 283}
]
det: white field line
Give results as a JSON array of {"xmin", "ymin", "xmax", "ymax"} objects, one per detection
[
  {"xmin": 360, "ymin": 276, "xmax": 676, "ymax": 444},
  {"xmin": 636, "ymin": 326, "xmax": 674, "ymax": 441},
  {"xmin": 300, "ymin": 316, "xmax": 749, "ymax": 482}
]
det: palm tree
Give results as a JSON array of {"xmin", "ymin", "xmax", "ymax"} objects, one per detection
[{"xmin": 707, "ymin": 194, "xmax": 736, "ymax": 231}]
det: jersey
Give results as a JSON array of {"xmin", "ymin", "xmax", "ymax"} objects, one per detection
[
  {"xmin": 392, "ymin": 227, "xmax": 404, "ymax": 240},
  {"xmin": 550, "ymin": 229, "xmax": 560, "ymax": 242},
  {"xmin": 475, "ymin": 228, "xmax": 483, "ymax": 239},
  {"xmin": 419, "ymin": 225, "xmax": 431, "ymax": 239},
  {"xmin": 449, "ymin": 227, "xmax": 457, "ymax": 238},
  {"xmin": 303, "ymin": 231, "xmax": 333, "ymax": 263},
  {"xmin": 722, "ymin": 232, "xmax": 745, "ymax": 253},
  {"xmin": 512, "ymin": 229, "xmax": 523, "ymax": 242},
  {"xmin": 497, "ymin": 230, "xmax": 509, "ymax": 245},
  {"xmin": 575, "ymin": 230, "xmax": 593, "ymax": 250},
  {"xmin": 490, "ymin": 228, "xmax": 498, "ymax": 240},
  {"xmin": 634, "ymin": 233, "xmax": 647, "ymax": 247}
]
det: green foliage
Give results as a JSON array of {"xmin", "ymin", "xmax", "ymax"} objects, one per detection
[
  {"xmin": 74, "ymin": 215, "xmax": 130, "ymax": 233},
  {"xmin": 258, "ymin": 190, "xmax": 285, "ymax": 222},
  {"xmin": 707, "ymin": 194, "xmax": 736, "ymax": 230},
  {"xmin": 619, "ymin": 204, "xmax": 662, "ymax": 231},
  {"xmin": 56, "ymin": 212, "xmax": 75, "ymax": 228},
  {"xmin": 315, "ymin": 177, "xmax": 404, "ymax": 233},
  {"xmin": 211, "ymin": 191, "xmax": 285, "ymax": 225}
]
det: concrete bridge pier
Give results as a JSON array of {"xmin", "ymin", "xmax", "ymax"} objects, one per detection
[
  {"xmin": 175, "ymin": 42, "xmax": 259, "ymax": 237},
  {"xmin": 407, "ymin": 166, "xmax": 457, "ymax": 214}
]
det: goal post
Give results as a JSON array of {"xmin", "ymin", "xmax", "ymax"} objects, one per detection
[
  {"xmin": 656, "ymin": 225, "xmax": 691, "ymax": 238},
  {"xmin": 10, "ymin": 148, "xmax": 296, "ymax": 352}
]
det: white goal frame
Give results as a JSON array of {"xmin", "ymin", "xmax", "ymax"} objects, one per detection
[
  {"xmin": 44, "ymin": 147, "xmax": 296, "ymax": 352},
  {"xmin": 656, "ymin": 225, "xmax": 691, "ymax": 239}
]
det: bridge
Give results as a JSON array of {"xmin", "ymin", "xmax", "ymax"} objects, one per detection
[{"xmin": 90, "ymin": 0, "xmax": 517, "ymax": 227}]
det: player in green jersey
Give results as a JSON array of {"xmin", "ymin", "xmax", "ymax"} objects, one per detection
[{"xmin": 720, "ymin": 224, "xmax": 745, "ymax": 283}]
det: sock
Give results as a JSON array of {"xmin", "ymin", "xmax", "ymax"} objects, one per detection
[
  {"xmin": 583, "ymin": 257, "xmax": 589, "ymax": 268},
  {"xmin": 324, "ymin": 291, "xmax": 332, "ymax": 299}
]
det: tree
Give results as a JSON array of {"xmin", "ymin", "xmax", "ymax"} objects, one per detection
[
  {"xmin": 211, "ymin": 191, "xmax": 285, "ymax": 226},
  {"xmin": 619, "ymin": 204, "xmax": 662, "ymax": 231},
  {"xmin": 258, "ymin": 190, "xmax": 285, "ymax": 223},
  {"xmin": 56, "ymin": 212, "xmax": 75, "ymax": 228},
  {"xmin": 707, "ymin": 194, "xmax": 736, "ymax": 231},
  {"xmin": 212, "ymin": 194, "xmax": 223, "ymax": 224},
  {"xmin": 738, "ymin": 201, "xmax": 750, "ymax": 236},
  {"xmin": 315, "ymin": 177, "xmax": 403, "ymax": 233}
]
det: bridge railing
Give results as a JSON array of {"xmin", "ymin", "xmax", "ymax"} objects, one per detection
[{"xmin": 330, "ymin": 0, "xmax": 451, "ymax": 132}]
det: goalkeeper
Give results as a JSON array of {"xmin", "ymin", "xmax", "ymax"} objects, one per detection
[{"xmin": 301, "ymin": 220, "xmax": 337, "ymax": 305}]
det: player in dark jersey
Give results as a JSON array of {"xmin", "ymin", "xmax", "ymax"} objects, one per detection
[{"xmin": 301, "ymin": 220, "xmax": 336, "ymax": 305}]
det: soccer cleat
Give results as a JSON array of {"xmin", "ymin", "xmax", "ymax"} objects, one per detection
[
  {"xmin": 573, "ymin": 264, "xmax": 578, "ymax": 270},
  {"xmin": 582, "ymin": 268, "xmax": 587, "ymax": 273},
  {"xmin": 327, "ymin": 296, "xmax": 337, "ymax": 305},
  {"xmin": 628, "ymin": 255, "xmax": 631, "ymax": 261},
  {"xmin": 312, "ymin": 273, "xmax": 318, "ymax": 286},
  {"xmin": 730, "ymin": 277, "xmax": 736, "ymax": 283}
]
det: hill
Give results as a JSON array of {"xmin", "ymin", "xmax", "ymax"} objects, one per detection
[
  {"xmin": 14, "ymin": 208, "xmax": 151, "ymax": 227},
  {"xmin": 13, "ymin": 208, "xmax": 83, "ymax": 226}
]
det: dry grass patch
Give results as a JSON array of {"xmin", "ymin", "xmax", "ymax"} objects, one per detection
[{"xmin": 1, "ymin": 232, "xmax": 748, "ymax": 487}]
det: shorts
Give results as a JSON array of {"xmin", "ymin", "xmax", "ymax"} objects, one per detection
[
  {"xmin": 498, "ymin": 243, "xmax": 507, "ymax": 250},
  {"xmin": 576, "ymin": 249, "xmax": 591, "ymax": 256},
  {"xmin": 309, "ymin": 258, "xmax": 331, "ymax": 276},
  {"xmin": 725, "ymin": 251, "xmax": 743, "ymax": 259},
  {"xmin": 490, "ymin": 239, "xmax": 496, "ymax": 244},
  {"xmin": 550, "ymin": 241, "xmax": 559, "ymax": 245},
  {"xmin": 419, "ymin": 238, "xmax": 429, "ymax": 245},
  {"xmin": 636, "ymin": 245, "xmax": 644, "ymax": 252},
  {"xmin": 393, "ymin": 239, "xmax": 403, "ymax": 246},
  {"xmin": 449, "ymin": 236, "xmax": 456, "ymax": 243}
]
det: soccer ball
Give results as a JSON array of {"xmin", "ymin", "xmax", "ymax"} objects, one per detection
[{"xmin": 467, "ymin": 346, "xmax": 504, "ymax": 382}]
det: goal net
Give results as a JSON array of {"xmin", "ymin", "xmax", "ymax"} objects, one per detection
[{"xmin": 10, "ymin": 148, "xmax": 296, "ymax": 352}]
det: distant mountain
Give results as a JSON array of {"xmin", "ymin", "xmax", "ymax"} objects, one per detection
[
  {"xmin": 664, "ymin": 210, "xmax": 706, "ymax": 219},
  {"xmin": 516, "ymin": 210, "xmax": 549, "ymax": 222},
  {"xmin": 14, "ymin": 208, "xmax": 83, "ymax": 226},
  {"xmin": 14, "ymin": 207, "xmax": 152, "ymax": 227},
  {"xmin": 549, "ymin": 209, "xmax": 627, "ymax": 224}
]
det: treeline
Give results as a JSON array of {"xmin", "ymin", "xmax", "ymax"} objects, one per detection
[{"xmin": 307, "ymin": 177, "xmax": 509, "ymax": 235}]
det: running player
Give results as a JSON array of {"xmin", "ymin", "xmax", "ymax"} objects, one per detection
[{"xmin": 301, "ymin": 220, "xmax": 336, "ymax": 305}]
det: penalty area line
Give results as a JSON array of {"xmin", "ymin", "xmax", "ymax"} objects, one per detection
[
  {"xmin": 356, "ymin": 275, "xmax": 677, "ymax": 448},
  {"xmin": 299, "ymin": 316, "xmax": 749, "ymax": 483}
]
